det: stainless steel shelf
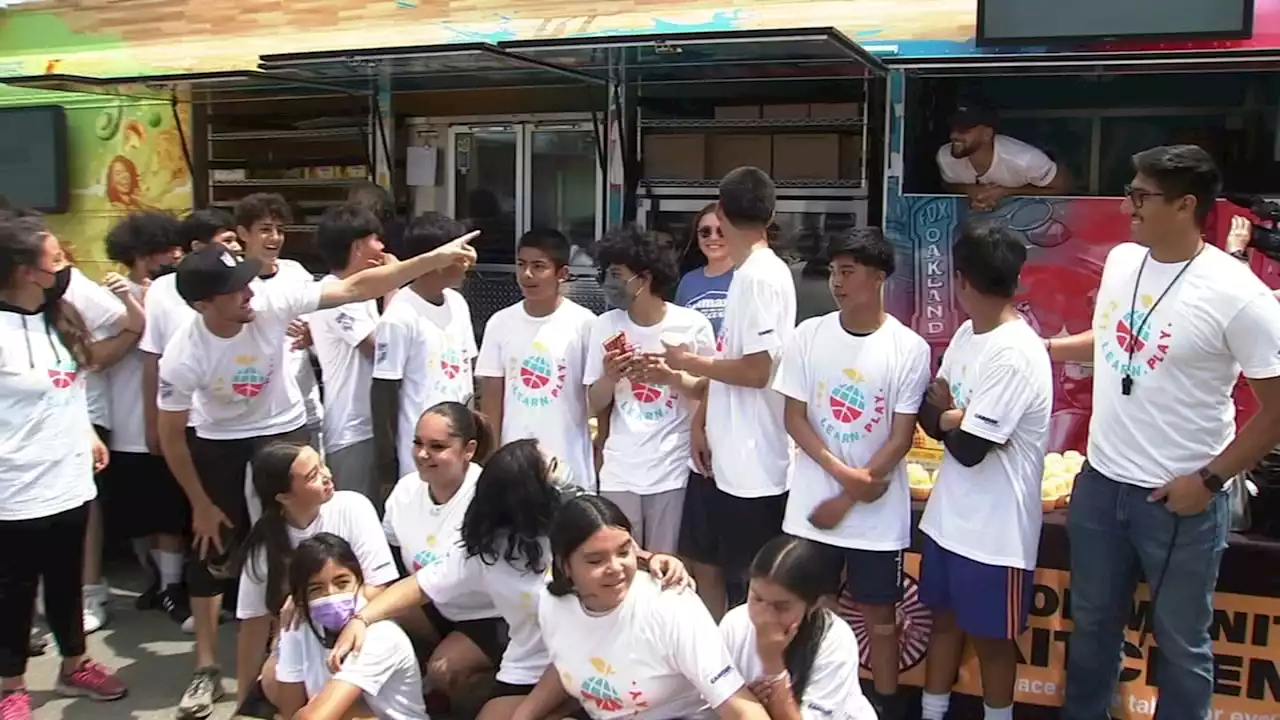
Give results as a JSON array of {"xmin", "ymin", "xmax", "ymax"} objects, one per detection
[
  {"xmin": 640, "ymin": 117, "xmax": 862, "ymax": 130},
  {"xmin": 209, "ymin": 127, "xmax": 366, "ymax": 142},
  {"xmin": 209, "ymin": 178, "xmax": 365, "ymax": 188}
]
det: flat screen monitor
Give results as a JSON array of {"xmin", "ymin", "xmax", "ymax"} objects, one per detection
[
  {"xmin": 977, "ymin": 0, "xmax": 1254, "ymax": 46},
  {"xmin": 0, "ymin": 105, "xmax": 69, "ymax": 214}
]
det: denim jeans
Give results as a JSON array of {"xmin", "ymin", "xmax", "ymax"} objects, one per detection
[{"xmin": 1063, "ymin": 463, "xmax": 1228, "ymax": 720}]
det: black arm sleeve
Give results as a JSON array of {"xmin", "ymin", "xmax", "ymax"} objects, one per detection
[
  {"xmin": 917, "ymin": 401, "xmax": 945, "ymax": 441},
  {"xmin": 943, "ymin": 429, "xmax": 998, "ymax": 468}
]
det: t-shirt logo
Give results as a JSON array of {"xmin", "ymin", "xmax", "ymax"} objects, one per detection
[
  {"xmin": 47, "ymin": 359, "xmax": 78, "ymax": 390},
  {"xmin": 1095, "ymin": 298, "xmax": 1174, "ymax": 379},
  {"xmin": 818, "ymin": 368, "xmax": 886, "ymax": 444},
  {"xmin": 440, "ymin": 346, "xmax": 463, "ymax": 380},
  {"xmin": 619, "ymin": 379, "xmax": 677, "ymax": 423},
  {"xmin": 334, "ymin": 311, "xmax": 354, "ymax": 333},
  {"xmin": 412, "ymin": 535, "xmax": 442, "ymax": 571},
  {"xmin": 231, "ymin": 355, "xmax": 268, "ymax": 398},
  {"xmin": 570, "ymin": 657, "xmax": 644, "ymax": 713},
  {"xmin": 715, "ymin": 326, "xmax": 726, "ymax": 355},
  {"xmin": 375, "ymin": 341, "xmax": 388, "ymax": 365},
  {"xmin": 513, "ymin": 342, "xmax": 567, "ymax": 409}
]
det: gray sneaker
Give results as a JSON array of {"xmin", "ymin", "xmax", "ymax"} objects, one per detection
[{"xmin": 176, "ymin": 666, "xmax": 224, "ymax": 719}]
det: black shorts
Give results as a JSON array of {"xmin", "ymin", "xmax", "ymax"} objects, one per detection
[
  {"xmin": 839, "ymin": 548, "xmax": 904, "ymax": 605},
  {"xmin": 185, "ymin": 425, "xmax": 311, "ymax": 598},
  {"xmin": 488, "ymin": 681, "xmax": 536, "ymax": 700},
  {"xmin": 677, "ymin": 471, "xmax": 787, "ymax": 577},
  {"xmin": 100, "ymin": 451, "xmax": 191, "ymax": 541},
  {"xmin": 422, "ymin": 603, "xmax": 509, "ymax": 666}
]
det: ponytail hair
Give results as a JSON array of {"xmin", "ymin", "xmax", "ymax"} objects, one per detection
[
  {"xmin": 420, "ymin": 401, "xmax": 495, "ymax": 464},
  {"xmin": 749, "ymin": 536, "xmax": 842, "ymax": 702},
  {"xmin": 546, "ymin": 494, "xmax": 633, "ymax": 597},
  {"xmin": 47, "ymin": 297, "xmax": 93, "ymax": 369},
  {"xmin": 239, "ymin": 441, "xmax": 307, "ymax": 615},
  {"xmin": 0, "ymin": 214, "xmax": 93, "ymax": 368}
]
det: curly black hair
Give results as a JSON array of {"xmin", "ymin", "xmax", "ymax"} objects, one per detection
[
  {"xmin": 104, "ymin": 211, "xmax": 183, "ymax": 266},
  {"xmin": 460, "ymin": 439, "xmax": 563, "ymax": 575},
  {"xmin": 233, "ymin": 192, "xmax": 292, "ymax": 229},
  {"xmin": 593, "ymin": 223, "xmax": 679, "ymax": 298}
]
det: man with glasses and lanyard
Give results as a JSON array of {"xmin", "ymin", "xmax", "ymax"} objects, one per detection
[{"xmin": 1047, "ymin": 145, "xmax": 1280, "ymax": 720}]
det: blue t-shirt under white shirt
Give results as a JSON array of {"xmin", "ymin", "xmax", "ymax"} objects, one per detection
[{"xmin": 675, "ymin": 267, "xmax": 734, "ymax": 341}]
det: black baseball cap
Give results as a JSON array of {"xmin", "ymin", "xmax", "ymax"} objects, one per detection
[
  {"xmin": 950, "ymin": 100, "xmax": 998, "ymax": 131},
  {"xmin": 176, "ymin": 245, "xmax": 262, "ymax": 304}
]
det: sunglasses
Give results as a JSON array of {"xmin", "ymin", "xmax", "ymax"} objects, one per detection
[{"xmin": 697, "ymin": 226, "xmax": 722, "ymax": 239}]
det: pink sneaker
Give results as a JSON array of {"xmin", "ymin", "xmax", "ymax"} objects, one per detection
[
  {"xmin": 55, "ymin": 660, "xmax": 127, "ymax": 701},
  {"xmin": 0, "ymin": 691, "xmax": 32, "ymax": 720}
]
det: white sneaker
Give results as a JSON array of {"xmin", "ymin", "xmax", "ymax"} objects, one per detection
[{"xmin": 82, "ymin": 584, "xmax": 109, "ymax": 635}]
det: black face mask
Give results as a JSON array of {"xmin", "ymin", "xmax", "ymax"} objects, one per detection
[
  {"xmin": 43, "ymin": 266, "xmax": 71, "ymax": 305},
  {"xmin": 149, "ymin": 263, "xmax": 178, "ymax": 279}
]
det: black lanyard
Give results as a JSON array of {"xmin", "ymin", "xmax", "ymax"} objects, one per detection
[{"xmin": 1121, "ymin": 244, "xmax": 1204, "ymax": 396}]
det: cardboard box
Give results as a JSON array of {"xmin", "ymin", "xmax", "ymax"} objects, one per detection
[
  {"xmin": 710, "ymin": 134, "xmax": 772, "ymax": 179},
  {"xmin": 761, "ymin": 104, "xmax": 810, "ymax": 119},
  {"xmin": 809, "ymin": 102, "xmax": 862, "ymax": 119},
  {"xmin": 714, "ymin": 105, "xmax": 761, "ymax": 120},
  {"xmin": 643, "ymin": 134, "xmax": 706, "ymax": 180},
  {"xmin": 840, "ymin": 134, "xmax": 864, "ymax": 181},
  {"xmin": 772, "ymin": 134, "xmax": 840, "ymax": 181}
]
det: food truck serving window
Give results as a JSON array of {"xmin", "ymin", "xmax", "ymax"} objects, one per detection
[{"xmin": 901, "ymin": 64, "xmax": 1280, "ymax": 197}]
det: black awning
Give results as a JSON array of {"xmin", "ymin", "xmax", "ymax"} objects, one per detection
[
  {"xmin": 0, "ymin": 70, "xmax": 355, "ymax": 102},
  {"xmin": 498, "ymin": 27, "xmax": 887, "ymax": 85},
  {"xmin": 258, "ymin": 42, "xmax": 603, "ymax": 92}
]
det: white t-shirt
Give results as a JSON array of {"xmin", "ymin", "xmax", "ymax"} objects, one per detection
[
  {"xmin": 236, "ymin": 492, "xmax": 398, "ymax": 620},
  {"xmin": 1088, "ymin": 243, "xmax": 1280, "ymax": 488},
  {"xmin": 0, "ymin": 309, "xmax": 97, "ymax": 521},
  {"xmin": 719, "ymin": 606, "xmax": 877, "ymax": 720},
  {"xmin": 773, "ymin": 314, "xmax": 932, "ymax": 551},
  {"xmin": 539, "ymin": 572, "xmax": 744, "ymax": 719},
  {"xmin": 276, "ymin": 602, "xmax": 427, "ymax": 720},
  {"xmin": 475, "ymin": 300, "xmax": 595, "ymax": 489},
  {"xmin": 105, "ymin": 278, "xmax": 150, "ymax": 453},
  {"xmin": 138, "ymin": 272, "xmax": 202, "ymax": 429},
  {"xmin": 382, "ymin": 463, "xmax": 496, "ymax": 621},
  {"xmin": 372, "ymin": 288, "xmax": 477, "ymax": 476},
  {"xmin": 584, "ymin": 305, "xmax": 716, "ymax": 495},
  {"xmin": 253, "ymin": 260, "xmax": 323, "ymax": 428},
  {"xmin": 936, "ymin": 134, "xmax": 1059, "ymax": 190},
  {"xmin": 918, "ymin": 319, "xmax": 1053, "ymax": 570},
  {"xmin": 64, "ymin": 267, "xmax": 127, "ymax": 430},
  {"xmin": 416, "ymin": 536, "xmax": 552, "ymax": 685},
  {"xmin": 310, "ymin": 274, "xmax": 379, "ymax": 453},
  {"xmin": 705, "ymin": 247, "xmax": 797, "ymax": 498},
  {"xmin": 157, "ymin": 279, "xmax": 323, "ymax": 440}
]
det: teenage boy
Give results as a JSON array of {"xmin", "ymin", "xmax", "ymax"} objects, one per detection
[
  {"xmin": 476, "ymin": 228, "xmax": 596, "ymax": 488},
  {"xmin": 584, "ymin": 225, "xmax": 714, "ymax": 550},
  {"xmin": 97, "ymin": 213, "xmax": 193, "ymax": 635},
  {"xmin": 1047, "ymin": 146, "xmax": 1280, "ymax": 720},
  {"xmin": 916, "ymin": 224, "xmax": 1053, "ymax": 720},
  {"xmin": 311, "ymin": 203, "xmax": 388, "ymax": 504},
  {"xmin": 372, "ymin": 212, "xmax": 478, "ymax": 485},
  {"xmin": 664, "ymin": 166, "xmax": 797, "ymax": 619},
  {"xmin": 235, "ymin": 193, "xmax": 324, "ymax": 450},
  {"xmin": 156, "ymin": 233, "xmax": 476, "ymax": 719},
  {"xmin": 773, "ymin": 227, "xmax": 930, "ymax": 719}
]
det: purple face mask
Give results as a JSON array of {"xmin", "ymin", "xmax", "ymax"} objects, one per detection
[{"xmin": 309, "ymin": 592, "xmax": 358, "ymax": 633}]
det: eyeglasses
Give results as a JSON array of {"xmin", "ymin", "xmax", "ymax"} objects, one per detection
[{"xmin": 1123, "ymin": 184, "xmax": 1166, "ymax": 209}]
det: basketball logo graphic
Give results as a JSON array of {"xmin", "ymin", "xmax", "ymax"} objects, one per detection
[
  {"xmin": 520, "ymin": 355, "xmax": 554, "ymax": 390},
  {"xmin": 231, "ymin": 355, "xmax": 266, "ymax": 398},
  {"xmin": 580, "ymin": 658, "xmax": 625, "ymax": 712},
  {"xmin": 1114, "ymin": 310, "xmax": 1150, "ymax": 354},
  {"xmin": 631, "ymin": 382, "xmax": 664, "ymax": 404},
  {"xmin": 440, "ymin": 348, "xmax": 462, "ymax": 380},
  {"xmin": 829, "ymin": 369, "xmax": 869, "ymax": 424},
  {"xmin": 838, "ymin": 573, "xmax": 932, "ymax": 672},
  {"xmin": 47, "ymin": 360, "xmax": 78, "ymax": 389}
]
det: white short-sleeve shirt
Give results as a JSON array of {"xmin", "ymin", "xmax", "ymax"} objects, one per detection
[
  {"xmin": 1088, "ymin": 242, "xmax": 1280, "ymax": 488},
  {"xmin": 64, "ymin": 267, "xmax": 126, "ymax": 429},
  {"xmin": 310, "ymin": 275, "xmax": 379, "ymax": 453},
  {"xmin": 538, "ymin": 572, "xmax": 745, "ymax": 719},
  {"xmin": 252, "ymin": 260, "xmax": 324, "ymax": 429},
  {"xmin": 719, "ymin": 606, "xmax": 878, "ymax": 720},
  {"xmin": 105, "ymin": 278, "xmax": 150, "ymax": 453},
  {"xmin": 138, "ymin": 273, "xmax": 202, "ymax": 428},
  {"xmin": 584, "ymin": 305, "xmax": 716, "ymax": 495},
  {"xmin": 236, "ymin": 492, "xmax": 398, "ymax": 620},
  {"xmin": 475, "ymin": 300, "xmax": 596, "ymax": 489},
  {"xmin": 275, "ymin": 604, "xmax": 427, "ymax": 720},
  {"xmin": 772, "ymin": 313, "xmax": 932, "ymax": 551},
  {"xmin": 918, "ymin": 318, "xmax": 1053, "ymax": 570},
  {"xmin": 705, "ymin": 247, "xmax": 797, "ymax": 498},
  {"xmin": 936, "ymin": 134, "xmax": 1059, "ymax": 190},
  {"xmin": 157, "ymin": 279, "xmax": 322, "ymax": 440},
  {"xmin": 372, "ymin": 288, "xmax": 476, "ymax": 476}
]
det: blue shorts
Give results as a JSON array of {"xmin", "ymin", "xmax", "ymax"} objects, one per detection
[{"xmin": 919, "ymin": 535, "xmax": 1034, "ymax": 640}]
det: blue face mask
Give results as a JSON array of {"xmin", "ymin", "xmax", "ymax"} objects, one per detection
[{"xmin": 309, "ymin": 592, "xmax": 358, "ymax": 633}]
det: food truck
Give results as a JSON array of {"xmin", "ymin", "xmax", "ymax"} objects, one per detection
[{"xmin": 1, "ymin": 0, "xmax": 1277, "ymax": 716}]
